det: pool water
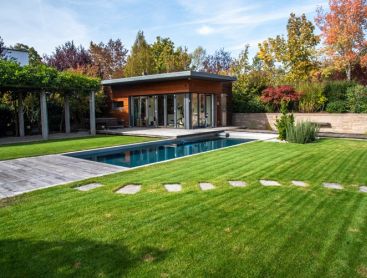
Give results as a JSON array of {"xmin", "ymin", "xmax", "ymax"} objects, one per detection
[{"xmin": 68, "ymin": 137, "xmax": 252, "ymax": 168}]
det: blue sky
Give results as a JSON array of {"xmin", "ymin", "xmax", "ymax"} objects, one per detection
[{"xmin": 0, "ymin": 0, "xmax": 326, "ymax": 58}]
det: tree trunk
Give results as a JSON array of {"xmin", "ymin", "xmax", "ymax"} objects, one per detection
[{"xmin": 346, "ymin": 63, "xmax": 352, "ymax": 81}]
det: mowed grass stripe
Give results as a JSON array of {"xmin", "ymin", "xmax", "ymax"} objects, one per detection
[{"xmin": 1, "ymin": 138, "xmax": 367, "ymax": 277}]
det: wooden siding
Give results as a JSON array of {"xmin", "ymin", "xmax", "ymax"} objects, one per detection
[
  {"xmin": 110, "ymin": 97, "xmax": 129, "ymax": 126},
  {"xmin": 107, "ymin": 78, "xmax": 233, "ymax": 127},
  {"xmin": 112, "ymin": 79, "xmax": 189, "ymax": 98}
]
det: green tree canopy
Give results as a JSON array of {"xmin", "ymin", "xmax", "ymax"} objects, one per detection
[{"xmin": 258, "ymin": 13, "xmax": 320, "ymax": 82}]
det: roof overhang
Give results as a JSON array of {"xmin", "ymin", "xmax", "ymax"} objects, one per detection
[{"xmin": 101, "ymin": 71, "xmax": 236, "ymax": 86}]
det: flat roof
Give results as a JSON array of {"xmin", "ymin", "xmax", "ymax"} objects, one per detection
[{"xmin": 101, "ymin": 71, "xmax": 236, "ymax": 86}]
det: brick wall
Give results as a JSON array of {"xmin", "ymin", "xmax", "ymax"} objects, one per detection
[{"xmin": 232, "ymin": 113, "xmax": 367, "ymax": 134}]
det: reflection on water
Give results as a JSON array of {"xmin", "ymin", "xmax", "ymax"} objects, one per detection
[{"xmin": 72, "ymin": 138, "xmax": 251, "ymax": 168}]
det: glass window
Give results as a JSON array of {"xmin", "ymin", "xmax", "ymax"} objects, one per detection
[
  {"xmin": 167, "ymin": 95, "xmax": 175, "ymax": 127},
  {"xmin": 176, "ymin": 94, "xmax": 185, "ymax": 128},
  {"xmin": 112, "ymin": 101, "xmax": 124, "ymax": 110},
  {"xmin": 191, "ymin": 93, "xmax": 198, "ymax": 128},
  {"xmin": 147, "ymin": 96, "xmax": 156, "ymax": 126}
]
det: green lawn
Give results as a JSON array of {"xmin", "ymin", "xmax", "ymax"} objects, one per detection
[
  {"xmin": 0, "ymin": 135, "xmax": 155, "ymax": 160},
  {"xmin": 1, "ymin": 139, "xmax": 367, "ymax": 277}
]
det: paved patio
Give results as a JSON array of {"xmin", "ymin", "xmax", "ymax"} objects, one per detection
[{"xmin": 0, "ymin": 155, "xmax": 126, "ymax": 199}]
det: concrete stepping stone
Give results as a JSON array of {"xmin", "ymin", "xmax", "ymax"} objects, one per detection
[
  {"xmin": 199, "ymin": 182, "xmax": 215, "ymax": 191},
  {"xmin": 323, "ymin": 182, "xmax": 343, "ymax": 190},
  {"xmin": 359, "ymin": 186, "xmax": 367, "ymax": 193},
  {"xmin": 292, "ymin": 180, "xmax": 308, "ymax": 187},
  {"xmin": 75, "ymin": 183, "xmax": 103, "ymax": 191},
  {"xmin": 260, "ymin": 180, "xmax": 281, "ymax": 186},
  {"xmin": 164, "ymin": 183, "xmax": 182, "ymax": 192},
  {"xmin": 228, "ymin": 181, "xmax": 247, "ymax": 187},
  {"xmin": 116, "ymin": 184, "xmax": 141, "ymax": 195}
]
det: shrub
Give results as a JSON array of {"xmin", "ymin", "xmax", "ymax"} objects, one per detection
[
  {"xmin": 325, "ymin": 100, "xmax": 348, "ymax": 113},
  {"xmin": 323, "ymin": 80, "xmax": 357, "ymax": 102},
  {"xmin": 297, "ymin": 82, "xmax": 327, "ymax": 112},
  {"xmin": 275, "ymin": 102, "xmax": 294, "ymax": 140},
  {"xmin": 286, "ymin": 121, "xmax": 319, "ymax": 144},
  {"xmin": 346, "ymin": 85, "xmax": 367, "ymax": 113},
  {"xmin": 261, "ymin": 85, "xmax": 301, "ymax": 112}
]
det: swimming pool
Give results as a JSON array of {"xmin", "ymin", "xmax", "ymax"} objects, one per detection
[{"xmin": 67, "ymin": 137, "xmax": 252, "ymax": 168}]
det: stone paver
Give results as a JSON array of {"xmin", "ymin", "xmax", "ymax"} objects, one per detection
[
  {"xmin": 199, "ymin": 182, "xmax": 215, "ymax": 191},
  {"xmin": 323, "ymin": 182, "xmax": 343, "ymax": 190},
  {"xmin": 292, "ymin": 180, "xmax": 308, "ymax": 187},
  {"xmin": 75, "ymin": 183, "xmax": 104, "ymax": 191},
  {"xmin": 260, "ymin": 180, "xmax": 281, "ymax": 186},
  {"xmin": 116, "ymin": 184, "xmax": 141, "ymax": 195},
  {"xmin": 228, "ymin": 181, "xmax": 247, "ymax": 187},
  {"xmin": 0, "ymin": 154, "xmax": 126, "ymax": 199},
  {"xmin": 359, "ymin": 186, "xmax": 367, "ymax": 193},
  {"xmin": 164, "ymin": 184, "xmax": 182, "ymax": 192}
]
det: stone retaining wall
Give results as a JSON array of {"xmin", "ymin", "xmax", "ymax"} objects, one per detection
[{"xmin": 232, "ymin": 113, "xmax": 367, "ymax": 134}]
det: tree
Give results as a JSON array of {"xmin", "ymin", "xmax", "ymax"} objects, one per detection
[
  {"xmin": 258, "ymin": 13, "xmax": 320, "ymax": 82},
  {"xmin": 0, "ymin": 36, "xmax": 4, "ymax": 58},
  {"xmin": 45, "ymin": 41, "xmax": 92, "ymax": 71},
  {"xmin": 12, "ymin": 43, "xmax": 42, "ymax": 66},
  {"xmin": 203, "ymin": 48, "xmax": 233, "ymax": 74},
  {"xmin": 124, "ymin": 31, "xmax": 154, "ymax": 77},
  {"xmin": 89, "ymin": 39, "xmax": 128, "ymax": 79},
  {"xmin": 190, "ymin": 46, "xmax": 207, "ymax": 71},
  {"xmin": 316, "ymin": 0, "xmax": 367, "ymax": 80},
  {"xmin": 231, "ymin": 45, "xmax": 251, "ymax": 75}
]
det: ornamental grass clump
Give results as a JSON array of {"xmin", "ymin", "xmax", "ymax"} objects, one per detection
[{"xmin": 286, "ymin": 121, "xmax": 319, "ymax": 144}]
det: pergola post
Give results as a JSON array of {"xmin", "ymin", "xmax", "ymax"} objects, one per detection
[
  {"xmin": 18, "ymin": 92, "xmax": 25, "ymax": 137},
  {"xmin": 89, "ymin": 91, "xmax": 96, "ymax": 136},
  {"xmin": 64, "ymin": 95, "xmax": 71, "ymax": 134},
  {"xmin": 40, "ymin": 91, "xmax": 49, "ymax": 140}
]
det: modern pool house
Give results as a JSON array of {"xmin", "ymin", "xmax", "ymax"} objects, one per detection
[{"xmin": 102, "ymin": 71, "xmax": 236, "ymax": 129}]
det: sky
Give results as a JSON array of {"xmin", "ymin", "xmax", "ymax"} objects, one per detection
[{"xmin": 0, "ymin": 0, "xmax": 327, "ymax": 58}]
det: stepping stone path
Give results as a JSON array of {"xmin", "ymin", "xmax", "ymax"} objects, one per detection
[
  {"xmin": 260, "ymin": 180, "xmax": 281, "ymax": 186},
  {"xmin": 323, "ymin": 182, "xmax": 343, "ymax": 190},
  {"xmin": 116, "ymin": 184, "xmax": 141, "ymax": 195},
  {"xmin": 164, "ymin": 183, "xmax": 182, "ymax": 192},
  {"xmin": 228, "ymin": 181, "xmax": 247, "ymax": 187},
  {"xmin": 199, "ymin": 182, "xmax": 215, "ymax": 191},
  {"xmin": 74, "ymin": 183, "xmax": 103, "ymax": 191},
  {"xmin": 359, "ymin": 186, "xmax": 367, "ymax": 193},
  {"xmin": 292, "ymin": 180, "xmax": 308, "ymax": 187}
]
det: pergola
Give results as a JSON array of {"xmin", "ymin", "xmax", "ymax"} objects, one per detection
[
  {"xmin": 0, "ymin": 61, "xmax": 100, "ymax": 140},
  {"xmin": 2, "ymin": 88, "xmax": 96, "ymax": 140}
]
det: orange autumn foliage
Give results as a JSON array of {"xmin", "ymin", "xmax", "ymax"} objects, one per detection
[{"xmin": 316, "ymin": 0, "xmax": 367, "ymax": 80}]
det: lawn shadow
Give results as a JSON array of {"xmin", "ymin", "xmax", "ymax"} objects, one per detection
[{"xmin": 0, "ymin": 238, "xmax": 169, "ymax": 277}]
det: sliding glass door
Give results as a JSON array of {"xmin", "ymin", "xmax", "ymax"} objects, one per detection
[
  {"xmin": 192, "ymin": 93, "xmax": 214, "ymax": 128},
  {"xmin": 131, "ymin": 93, "xmax": 213, "ymax": 128}
]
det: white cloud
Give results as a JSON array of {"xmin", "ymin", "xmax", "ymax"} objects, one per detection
[
  {"xmin": 0, "ymin": 0, "xmax": 89, "ymax": 55},
  {"xmin": 196, "ymin": 25, "xmax": 215, "ymax": 35}
]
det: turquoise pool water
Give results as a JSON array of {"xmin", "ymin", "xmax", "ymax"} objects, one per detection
[{"xmin": 68, "ymin": 137, "xmax": 252, "ymax": 168}]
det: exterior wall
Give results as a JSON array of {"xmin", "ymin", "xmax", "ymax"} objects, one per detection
[
  {"xmin": 232, "ymin": 113, "xmax": 367, "ymax": 134},
  {"xmin": 108, "ymin": 78, "xmax": 233, "ymax": 128},
  {"xmin": 2, "ymin": 49, "xmax": 29, "ymax": 66},
  {"xmin": 110, "ymin": 97, "xmax": 129, "ymax": 126}
]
